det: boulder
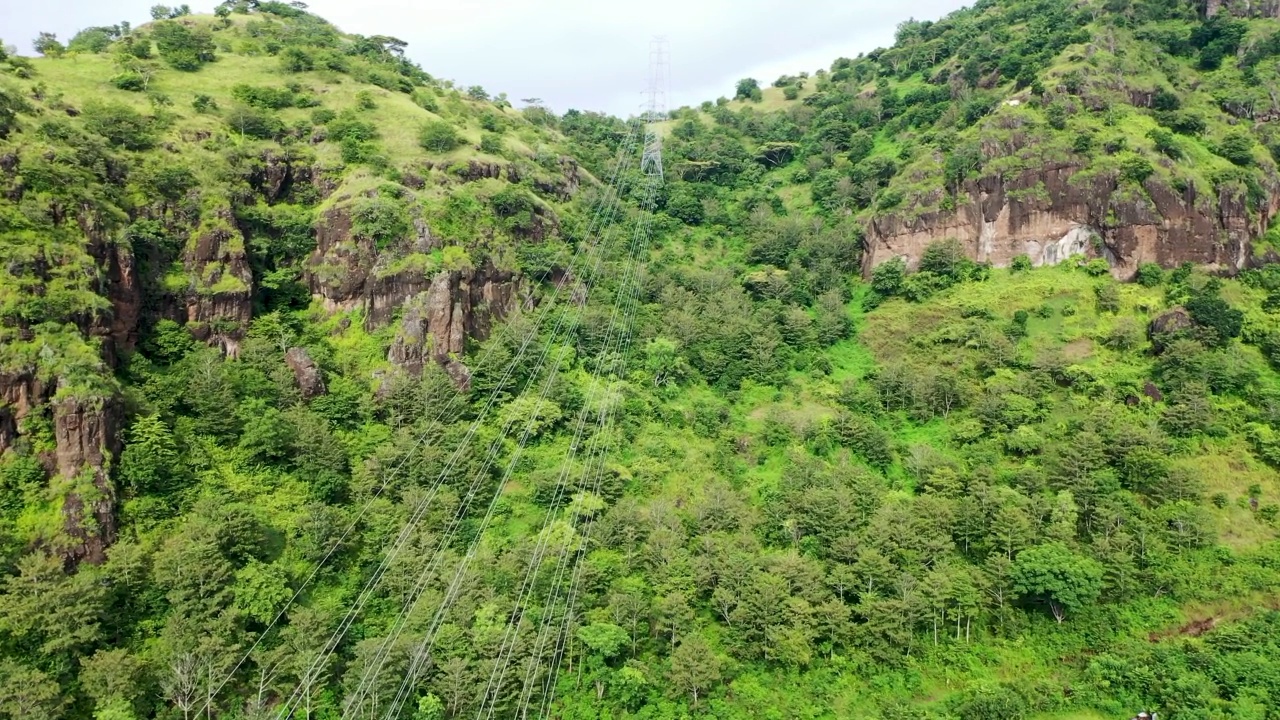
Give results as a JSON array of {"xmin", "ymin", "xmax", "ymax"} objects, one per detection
[
  {"xmin": 285, "ymin": 347, "xmax": 327, "ymax": 400},
  {"xmin": 1148, "ymin": 307, "xmax": 1196, "ymax": 352}
]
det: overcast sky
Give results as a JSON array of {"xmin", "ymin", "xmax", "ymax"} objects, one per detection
[{"xmin": 5, "ymin": 0, "xmax": 972, "ymax": 116}]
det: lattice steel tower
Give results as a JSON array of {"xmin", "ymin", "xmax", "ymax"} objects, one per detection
[{"xmin": 641, "ymin": 37, "xmax": 669, "ymax": 180}]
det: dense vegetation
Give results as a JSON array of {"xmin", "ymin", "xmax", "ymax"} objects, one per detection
[{"xmin": 2, "ymin": 1, "xmax": 1280, "ymax": 719}]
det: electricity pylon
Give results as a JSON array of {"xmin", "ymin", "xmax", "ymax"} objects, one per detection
[{"xmin": 641, "ymin": 37, "xmax": 669, "ymax": 181}]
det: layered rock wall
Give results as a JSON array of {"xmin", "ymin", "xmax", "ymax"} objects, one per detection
[{"xmin": 864, "ymin": 163, "xmax": 1271, "ymax": 278}]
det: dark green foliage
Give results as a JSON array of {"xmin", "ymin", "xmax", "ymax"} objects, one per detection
[
  {"xmin": 1147, "ymin": 128, "xmax": 1181, "ymax": 159},
  {"xmin": 110, "ymin": 71, "xmax": 146, "ymax": 92},
  {"xmin": 1186, "ymin": 293, "xmax": 1243, "ymax": 348},
  {"xmin": 230, "ymin": 84, "xmax": 298, "ymax": 110},
  {"xmin": 81, "ymin": 101, "xmax": 154, "ymax": 150},
  {"xmin": 1135, "ymin": 262, "xmax": 1163, "ymax": 287},
  {"xmin": 191, "ymin": 94, "xmax": 218, "ymax": 113},
  {"xmin": 279, "ymin": 46, "xmax": 313, "ymax": 72},
  {"xmin": 1216, "ymin": 131, "xmax": 1256, "ymax": 167},
  {"xmin": 1119, "ymin": 154, "xmax": 1154, "ymax": 184},
  {"xmin": 151, "ymin": 20, "xmax": 215, "ymax": 71}
]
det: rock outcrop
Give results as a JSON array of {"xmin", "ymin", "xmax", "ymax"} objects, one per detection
[
  {"xmin": 1207, "ymin": 0, "xmax": 1280, "ymax": 18},
  {"xmin": 864, "ymin": 163, "xmax": 1273, "ymax": 279},
  {"xmin": 386, "ymin": 264, "xmax": 521, "ymax": 387},
  {"xmin": 1149, "ymin": 307, "xmax": 1197, "ymax": 352},
  {"xmin": 285, "ymin": 347, "xmax": 327, "ymax": 400},
  {"xmin": 184, "ymin": 208, "xmax": 255, "ymax": 358},
  {"xmin": 53, "ymin": 391, "xmax": 120, "ymax": 567},
  {"xmin": 307, "ymin": 193, "xmax": 525, "ymax": 384}
]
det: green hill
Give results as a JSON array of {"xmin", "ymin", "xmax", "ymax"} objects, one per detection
[{"xmin": 2, "ymin": 1, "xmax": 1280, "ymax": 719}]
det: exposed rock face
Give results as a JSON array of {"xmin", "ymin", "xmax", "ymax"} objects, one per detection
[
  {"xmin": 285, "ymin": 347, "xmax": 327, "ymax": 400},
  {"xmin": 1207, "ymin": 0, "xmax": 1280, "ymax": 18},
  {"xmin": 386, "ymin": 265, "xmax": 520, "ymax": 387},
  {"xmin": 308, "ymin": 196, "xmax": 524, "ymax": 384},
  {"xmin": 54, "ymin": 392, "xmax": 120, "ymax": 567},
  {"xmin": 184, "ymin": 208, "xmax": 254, "ymax": 358},
  {"xmin": 864, "ymin": 163, "xmax": 1271, "ymax": 278},
  {"xmin": 0, "ymin": 407, "xmax": 15, "ymax": 454}
]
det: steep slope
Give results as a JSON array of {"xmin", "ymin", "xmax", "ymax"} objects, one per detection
[
  {"xmin": 3, "ymin": 2, "xmax": 1280, "ymax": 720},
  {"xmin": 0, "ymin": 4, "xmax": 587, "ymax": 563},
  {"xmin": 655, "ymin": 0, "xmax": 1280, "ymax": 278}
]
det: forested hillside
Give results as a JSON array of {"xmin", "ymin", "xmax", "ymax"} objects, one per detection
[{"xmin": 3, "ymin": 0, "xmax": 1280, "ymax": 719}]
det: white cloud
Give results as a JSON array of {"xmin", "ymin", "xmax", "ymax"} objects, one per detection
[{"xmin": 7, "ymin": 0, "xmax": 973, "ymax": 115}]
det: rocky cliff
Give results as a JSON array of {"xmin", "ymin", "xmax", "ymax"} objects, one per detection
[
  {"xmin": 53, "ymin": 391, "xmax": 120, "ymax": 567},
  {"xmin": 864, "ymin": 163, "xmax": 1275, "ymax": 278},
  {"xmin": 1206, "ymin": 0, "xmax": 1280, "ymax": 18},
  {"xmin": 386, "ymin": 264, "xmax": 523, "ymax": 387}
]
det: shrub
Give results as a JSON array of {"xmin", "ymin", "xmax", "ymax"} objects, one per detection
[
  {"xmin": 1148, "ymin": 128, "xmax": 1181, "ymax": 159},
  {"xmin": 231, "ymin": 84, "xmax": 296, "ymax": 110},
  {"xmin": 192, "ymin": 94, "xmax": 218, "ymax": 113},
  {"xmin": 351, "ymin": 195, "xmax": 412, "ymax": 249},
  {"xmin": 479, "ymin": 132, "xmax": 504, "ymax": 155},
  {"xmin": 1094, "ymin": 283, "xmax": 1120, "ymax": 313},
  {"xmin": 441, "ymin": 245, "xmax": 474, "ymax": 272},
  {"xmin": 782, "ymin": 85, "xmax": 800, "ymax": 100},
  {"xmin": 735, "ymin": 77, "xmax": 762, "ymax": 101},
  {"xmin": 1011, "ymin": 254, "xmax": 1033, "ymax": 273},
  {"xmin": 110, "ymin": 71, "xmax": 147, "ymax": 92},
  {"xmin": 225, "ymin": 106, "xmax": 284, "ymax": 140},
  {"xmin": 1217, "ymin": 131, "xmax": 1256, "ymax": 167},
  {"xmin": 419, "ymin": 120, "xmax": 462, "ymax": 152},
  {"xmin": 82, "ymin": 101, "xmax": 155, "ymax": 150},
  {"xmin": 411, "ymin": 89, "xmax": 439, "ymax": 112},
  {"xmin": 1119, "ymin": 154, "xmax": 1154, "ymax": 184},
  {"xmin": 1082, "ymin": 258, "xmax": 1111, "ymax": 276},
  {"xmin": 355, "ymin": 90, "xmax": 377, "ymax": 111},
  {"xmin": 279, "ymin": 47, "xmax": 313, "ymax": 73},
  {"xmin": 310, "ymin": 108, "xmax": 336, "ymax": 125},
  {"xmin": 326, "ymin": 111, "xmax": 377, "ymax": 143},
  {"xmin": 1135, "ymin": 262, "xmax": 1163, "ymax": 287}
]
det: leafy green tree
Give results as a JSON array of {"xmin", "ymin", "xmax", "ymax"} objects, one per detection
[
  {"xmin": 1135, "ymin": 262, "xmax": 1164, "ymax": 287},
  {"xmin": 151, "ymin": 21, "xmax": 215, "ymax": 71},
  {"xmin": 0, "ymin": 661, "xmax": 63, "ymax": 720},
  {"xmin": 577, "ymin": 623, "xmax": 629, "ymax": 700},
  {"xmin": 735, "ymin": 78, "xmax": 762, "ymax": 102},
  {"xmin": 419, "ymin": 120, "xmax": 462, "ymax": 152},
  {"xmin": 1186, "ymin": 293, "xmax": 1242, "ymax": 348},
  {"xmin": 0, "ymin": 552, "xmax": 107, "ymax": 658},
  {"xmin": 32, "ymin": 32, "xmax": 65, "ymax": 57},
  {"xmin": 1011, "ymin": 543, "xmax": 1104, "ymax": 623},
  {"xmin": 119, "ymin": 414, "xmax": 185, "ymax": 496},
  {"xmin": 667, "ymin": 634, "xmax": 722, "ymax": 710}
]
